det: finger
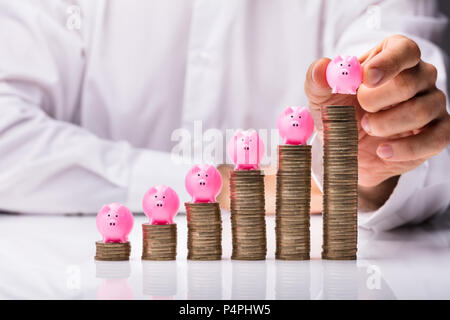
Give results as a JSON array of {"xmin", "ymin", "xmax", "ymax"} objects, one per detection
[
  {"xmin": 305, "ymin": 58, "xmax": 332, "ymax": 105},
  {"xmin": 361, "ymin": 88, "xmax": 446, "ymax": 137},
  {"xmin": 376, "ymin": 116, "xmax": 450, "ymax": 161},
  {"xmin": 363, "ymin": 35, "xmax": 421, "ymax": 88},
  {"xmin": 358, "ymin": 61, "xmax": 437, "ymax": 112}
]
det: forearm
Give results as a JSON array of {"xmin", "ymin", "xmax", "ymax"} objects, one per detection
[{"xmin": 0, "ymin": 96, "xmax": 190, "ymax": 214}]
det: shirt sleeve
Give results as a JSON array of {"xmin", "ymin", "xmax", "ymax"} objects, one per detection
[
  {"xmin": 318, "ymin": 0, "xmax": 450, "ymax": 230},
  {"xmin": 0, "ymin": 1, "xmax": 191, "ymax": 214}
]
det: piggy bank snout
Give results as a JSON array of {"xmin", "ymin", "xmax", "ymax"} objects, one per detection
[
  {"xmin": 340, "ymin": 68, "xmax": 349, "ymax": 76},
  {"xmin": 199, "ymin": 179, "xmax": 207, "ymax": 186},
  {"xmin": 242, "ymin": 144, "xmax": 250, "ymax": 150},
  {"xmin": 107, "ymin": 218, "xmax": 117, "ymax": 226},
  {"xmin": 155, "ymin": 200, "xmax": 164, "ymax": 207},
  {"xmin": 290, "ymin": 120, "xmax": 300, "ymax": 127}
]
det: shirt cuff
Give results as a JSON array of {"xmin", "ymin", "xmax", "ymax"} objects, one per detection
[{"xmin": 126, "ymin": 149, "xmax": 192, "ymax": 213}]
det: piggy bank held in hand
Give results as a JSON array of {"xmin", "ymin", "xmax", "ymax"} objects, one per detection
[
  {"xmin": 185, "ymin": 164, "xmax": 222, "ymax": 203},
  {"xmin": 142, "ymin": 185, "xmax": 180, "ymax": 225},
  {"xmin": 227, "ymin": 129, "xmax": 265, "ymax": 170},
  {"xmin": 96, "ymin": 203, "xmax": 134, "ymax": 243},
  {"xmin": 326, "ymin": 55, "xmax": 362, "ymax": 94},
  {"xmin": 277, "ymin": 106, "xmax": 314, "ymax": 145}
]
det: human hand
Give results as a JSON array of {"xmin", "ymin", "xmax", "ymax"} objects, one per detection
[{"xmin": 305, "ymin": 35, "xmax": 450, "ymax": 209}]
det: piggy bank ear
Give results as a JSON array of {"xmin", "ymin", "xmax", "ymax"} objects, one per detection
[
  {"xmin": 235, "ymin": 130, "xmax": 244, "ymax": 139},
  {"xmin": 189, "ymin": 165, "xmax": 201, "ymax": 175},
  {"xmin": 117, "ymin": 204, "xmax": 132, "ymax": 216},
  {"xmin": 146, "ymin": 186, "xmax": 157, "ymax": 196},
  {"xmin": 332, "ymin": 55, "xmax": 344, "ymax": 63},
  {"xmin": 299, "ymin": 107, "xmax": 311, "ymax": 116},
  {"xmin": 348, "ymin": 56, "xmax": 359, "ymax": 64},
  {"xmin": 283, "ymin": 106, "xmax": 294, "ymax": 116},
  {"xmin": 249, "ymin": 130, "xmax": 258, "ymax": 139},
  {"xmin": 205, "ymin": 164, "xmax": 216, "ymax": 175},
  {"xmin": 99, "ymin": 204, "xmax": 110, "ymax": 215}
]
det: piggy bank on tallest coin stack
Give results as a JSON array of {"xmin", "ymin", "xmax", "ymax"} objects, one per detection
[
  {"xmin": 142, "ymin": 185, "xmax": 180, "ymax": 225},
  {"xmin": 185, "ymin": 164, "xmax": 222, "ymax": 203},
  {"xmin": 277, "ymin": 106, "xmax": 314, "ymax": 145},
  {"xmin": 227, "ymin": 129, "xmax": 265, "ymax": 170},
  {"xmin": 96, "ymin": 203, "xmax": 134, "ymax": 243},
  {"xmin": 326, "ymin": 55, "xmax": 362, "ymax": 95}
]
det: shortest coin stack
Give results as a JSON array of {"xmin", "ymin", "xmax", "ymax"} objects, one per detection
[
  {"xmin": 185, "ymin": 202, "xmax": 222, "ymax": 260},
  {"xmin": 142, "ymin": 224, "xmax": 177, "ymax": 260},
  {"xmin": 95, "ymin": 241, "xmax": 131, "ymax": 261}
]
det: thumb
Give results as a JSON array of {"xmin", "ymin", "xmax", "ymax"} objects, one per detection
[
  {"xmin": 305, "ymin": 58, "xmax": 332, "ymax": 133},
  {"xmin": 304, "ymin": 57, "xmax": 332, "ymax": 106}
]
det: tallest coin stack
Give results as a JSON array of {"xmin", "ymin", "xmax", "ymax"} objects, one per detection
[{"xmin": 321, "ymin": 105, "xmax": 358, "ymax": 260}]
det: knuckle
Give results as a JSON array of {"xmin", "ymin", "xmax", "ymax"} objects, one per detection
[
  {"xmin": 394, "ymin": 72, "xmax": 415, "ymax": 101},
  {"xmin": 435, "ymin": 89, "xmax": 447, "ymax": 111},
  {"xmin": 426, "ymin": 63, "xmax": 438, "ymax": 84},
  {"xmin": 415, "ymin": 99, "xmax": 432, "ymax": 123},
  {"xmin": 392, "ymin": 34, "xmax": 408, "ymax": 42},
  {"xmin": 393, "ymin": 34, "xmax": 421, "ymax": 57},
  {"xmin": 406, "ymin": 39, "xmax": 421, "ymax": 60}
]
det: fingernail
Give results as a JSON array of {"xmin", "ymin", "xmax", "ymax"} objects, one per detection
[
  {"xmin": 367, "ymin": 68, "xmax": 384, "ymax": 86},
  {"xmin": 361, "ymin": 114, "xmax": 371, "ymax": 134},
  {"xmin": 377, "ymin": 144, "xmax": 393, "ymax": 159}
]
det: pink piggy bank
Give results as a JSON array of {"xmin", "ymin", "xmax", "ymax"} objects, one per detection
[
  {"xmin": 277, "ymin": 106, "xmax": 314, "ymax": 145},
  {"xmin": 326, "ymin": 55, "xmax": 362, "ymax": 94},
  {"xmin": 227, "ymin": 129, "xmax": 265, "ymax": 170},
  {"xmin": 185, "ymin": 164, "xmax": 222, "ymax": 203},
  {"xmin": 142, "ymin": 185, "xmax": 180, "ymax": 225},
  {"xmin": 96, "ymin": 203, "xmax": 134, "ymax": 243}
]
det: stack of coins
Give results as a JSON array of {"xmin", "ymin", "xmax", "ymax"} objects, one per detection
[
  {"xmin": 142, "ymin": 224, "xmax": 177, "ymax": 260},
  {"xmin": 275, "ymin": 145, "xmax": 311, "ymax": 260},
  {"xmin": 95, "ymin": 241, "xmax": 131, "ymax": 261},
  {"xmin": 229, "ymin": 170, "xmax": 267, "ymax": 260},
  {"xmin": 322, "ymin": 105, "xmax": 358, "ymax": 260},
  {"xmin": 185, "ymin": 202, "xmax": 222, "ymax": 260}
]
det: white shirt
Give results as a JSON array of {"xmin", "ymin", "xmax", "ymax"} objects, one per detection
[{"xmin": 0, "ymin": 0, "xmax": 448, "ymax": 231}]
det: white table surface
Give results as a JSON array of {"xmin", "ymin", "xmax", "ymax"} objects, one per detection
[{"xmin": 1, "ymin": 211, "xmax": 450, "ymax": 300}]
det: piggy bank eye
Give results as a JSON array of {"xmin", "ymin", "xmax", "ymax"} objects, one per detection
[
  {"xmin": 206, "ymin": 174, "xmax": 208, "ymax": 177},
  {"xmin": 340, "ymin": 63, "xmax": 343, "ymax": 67},
  {"xmin": 115, "ymin": 214, "xmax": 118, "ymax": 218},
  {"xmin": 241, "ymin": 138, "xmax": 244, "ymax": 142},
  {"xmin": 348, "ymin": 64, "xmax": 351, "ymax": 67},
  {"xmin": 198, "ymin": 173, "xmax": 200, "ymax": 176},
  {"xmin": 249, "ymin": 139, "xmax": 252, "ymax": 142},
  {"xmin": 163, "ymin": 196, "xmax": 166, "ymax": 199},
  {"xmin": 290, "ymin": 115, "xmax": 294, "ymax": 118},
  {"xmin": 107, "ymin": 214, "xmax": 110, "ymax": 217},
  {"xmin": 154, "ymin": 195, "xmax": 157, "ymax": 198},
  {"xmin": 298, "ymin": 115, "xmax": 302, "ymax": 118}
]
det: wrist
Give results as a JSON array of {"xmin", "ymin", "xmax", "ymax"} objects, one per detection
[{"xmin": 358, "ymin": 175, "xmax": 400, "ymax": 212}]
